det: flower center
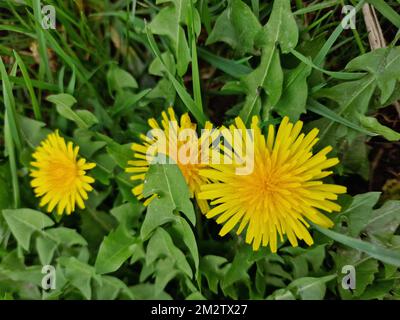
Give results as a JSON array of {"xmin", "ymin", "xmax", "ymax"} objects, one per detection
[{"xmin": 48, "ymin": 159, "xmax": 79, "ymax": 189}]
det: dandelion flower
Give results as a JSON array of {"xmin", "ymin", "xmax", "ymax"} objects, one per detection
[
  {"xmin": 198, "ymin": 116, "xmax": 346, "ymax": 252},
  {"xmin": 126, "ymin": 107, "xmax": 217, "ymax": 213},
  {"xmin": 30, "ymin": 131, "xmax": 96, "ymax": 215}
]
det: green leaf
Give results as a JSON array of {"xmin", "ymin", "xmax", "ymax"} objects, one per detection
[
  {"xmin": 110, "ymin": 203, "xmax": 144, "ymax": 231},
  {"xmin": 275, "ymin": 63, "xmax": 312, "ymax": 120},
  {"xmin": 197, "ymin": 47, "xmax": 252, "ymax": 78},
  {"xmin": 366, "ymin": 200, "xmax": 400, "ymax": 236},
  {"xmin": 141, "ymin": 163, "xmax": 195, "ymax": 240},
  {"xmin": 18, "ymin": 115, "xmax": 50, "ymax": 148},
  {"xmin": 222, "ymin": 245, "xmax": 253, "ymax": 287},
  {"xmin": 107, "ymin": 65, "xmax": 138, "ymax": 94},
  {"xmin": 2, "ymin": 209, "xmax": 54, "ymax": 250},
  {"xmin": 346, "ymin": 47, "xmax": 400, "ymax": 104},
  {"xmin": 358, "ymin": 115, "xmax": 400, "ymax": 141},
  {"xmin": 95, "ymin": 226, "xmax": 137, "ymax": 274},
  {"xmin": 255, "ymin": 0, "xmax": 298, "ymax": 53},
  {"xmin": 200, "ymin": 255, "xmax": 228, "ymax": 294},
  {"xmin": 333, "ymin": 248, "xmax": 379, "ymax": 298},
  {"xmin": 206, "ymin": 0, "xmax": 261, "ymax": 55},
  {"xmin": 93, "ymin": 275, "xmax": 130, "ymax": 300},
  {"xmin": 171, "ymin": 216, "xmax": 199, "ymax": 273},
  {"xmin": 149, "ymin": 51, "xmax": 176, "ymax": 76},
  {"xmin": 316, "ymin": 47, "xmax": 400, "ymax": 141},
  {"xmin": 128, "ymin": 283, "xmax": 172, "ymax": 300},
  {"xmin": 281, "ymin": 244, "xmax": 327, "ymax": 278},
  {"xmin": 340, "ymin": 192, "xmax": 381, "ymax": 237},
  {"xmin": 146, "ymin": 227, "xmax": 193, "ymax": 278},
  {"xmin": 59, "ymin": 256, "xmax": 99, "ymax": 300},
  {"xmin": 47, "ymin": 94, "xmax": 98, "ymax": 129},
  {"xmin": 313, "ymin": 224, "xmax": 400, "ymax": 267},
  {"xmin": 267, "ymin": 288, "xmax": 296, "ymax": 300},
  {"xmin": 288, "ymin": 275, "xmax": 336, "ymax": 300}
]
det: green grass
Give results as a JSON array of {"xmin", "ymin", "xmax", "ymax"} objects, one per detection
[{"xmin": 0, "ymin": 0, "xmax": 400, "ymax": 301}]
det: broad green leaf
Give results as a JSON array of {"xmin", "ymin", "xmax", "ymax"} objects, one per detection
[
  {"xmin": 275, "ymin": 63, "xmax": 312, "ymax": 120},
  {"xmin": 267, "ymin": 288, "xmax": 296, "ymax": 300},
  {"xmin": 36, "ymin": 236, "xmax": 58, "ymax": 265},
  {"xmin": 93, "ymin": 275, "xmax": 130, "ymax": 300},
  {"xmin": 107, "ymin": 65, "xmax": 138, "ymax": 94},
  {"xmin": 110, "ymin": 203, "xmax": 144, "ymax": 231},
  {"xmin": 128, "ymin": 283, "xmax": 172, "ymax": 300},
  {"xmin": 59, "ymin": 256, "xmax": 100, "ymax": 300},
  {"xmin": 149, "ymin": 51, "xmax": 176, "ymax": 76},
  {"xmin": 366, "ymin": 200, "xmax": 400, "ymax": 236},
  {"xmin": 95, "ymin": 226, "xmax": 137, "ymax": 274},
  {"xmin": 2, "ymin": 209, "xmax": 54, "ymax": 251},
  {"xmin": 222, "ymin": 245, "xmax": 253, "ymax": 287},
  {"xmin": 255, "ymin": 0, "xmax": 298, "ymax": 54},
  {"xmin": 197, "ymin": 47, "xmax": 252, "ymax": 78},
  {"xmin": 206, "ymin": 0, "xmax": 261, "ymax": 55},
  {"xmin": 47, "ymin": 94, "xmax": 98, "ymax": 129},
  {"xmin": 141, "ymin": 163, "xmax": 195, "ymax": 240},
  {"xmin": 346, "ymin": 47, "xmax": 400, "ymax": 104},
  {"xmin": 339, "ymin": 192, "xmax": 381, "ymax": 237},
  {"xmin": 146, "ymin": 227, "xmax": 193, "ymax": 278},
  {"xmin": 281, "ymin": 244, "xmax": 326, "ymax": 278},
  {"xmin": 315, "ymin": 47, "xmax": 400, "ymax": 141},
  {"xmin": 36, "ymin": 227, "xmax": 87, "ymax": 266},
  {"xmin": 288, "ymin": 275, "xmax": 336, "ymax": 300},
  {"xmin": 171, "ymin": 216, "xmax": 199, "ymax": 273},
  {"xmin": 154, "ymin": 258, "xmax": 180, "ymax": 294},
  {"xmin": 186, "ymin": 291, "xmax": 206, "ymax": 300},
  {"xmin": 18, "ymin": 115, "xmax": 50, "ymax": 148},
  {"xmin": 199, "ymin": 255, "xmax": 228, "ymax": 294}
]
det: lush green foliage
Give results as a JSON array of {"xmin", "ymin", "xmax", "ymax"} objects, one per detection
[{"xmin": 0, "ymin": 0, "xmax": 400, "ymax": 300}]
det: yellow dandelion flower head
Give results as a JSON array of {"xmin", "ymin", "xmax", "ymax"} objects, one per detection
[
  {"xmin": 199, "ymin": 116, "xmax": 347, "ymax": 252},
  {"xmin": 30, "ymin": 131, "xmax": 96, "ymax": 215},
  {"xmin": 126, "ymin": 107, "xmax": 217, "ymax": 213}
]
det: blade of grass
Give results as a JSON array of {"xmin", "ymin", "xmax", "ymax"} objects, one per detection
[
  {"xmin": 294, "ymin": 0, "xmax": 339, "ymax": 15},
  {"xmin": 13, "ymin": 50, "xmax": 42, "ymax": 120},
  {"xmin": 313, "ymin": 223, "xmax": 400, "ymax": 267},
  {"xmin": 291, "ymin": 49, "xmax": 366, "ymax": 80},
  {"xmin": 188, "ymin": 0, "xmax": 203, "ymax": 115},
  {"xmin": 7, "ymin": 76, "xmax": 59, "ymax": 91},
  {"xmin": 198, "ymin": 48, "xmax": 252, "ymax": 78},
  {"xmin": 314, "ymin": 0, "xmax": 365, "ymax": 66},
  {"xmin": 4, "ymin": 111, "xmax": 20, "ymax": 209},
  {"xmin": 367, "ymin": 0, "xmax": 400, "ymax": 28},
  {"xmin": 307, "ymin": 99, "xmax": 377, "ymax": 136},
  {"xmin": 0, "ymin": 57, "xmax": 22, "ymax": 151}
]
